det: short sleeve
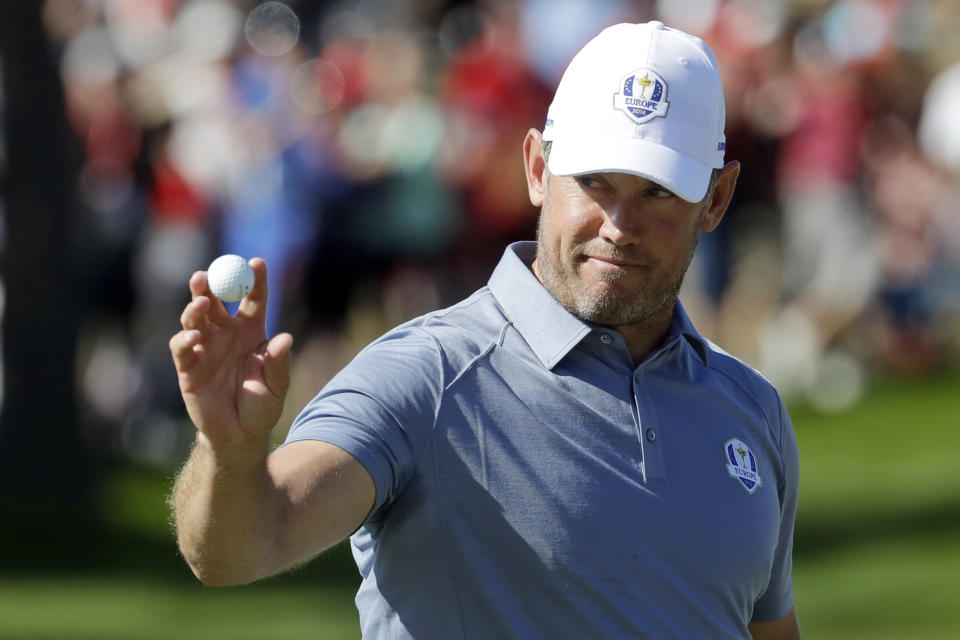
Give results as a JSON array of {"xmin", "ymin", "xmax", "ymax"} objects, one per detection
[
  {"xmin": 751, "ymin": 399, "xmax": 800, "ymax": 622},
  {"xmin": 282, "ymin": 326, "xmax": 444, "ymax": 519}
]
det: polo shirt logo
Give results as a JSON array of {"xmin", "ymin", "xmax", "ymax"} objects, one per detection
[{"xmin": 724, "ymin": 438, "xmax": 762, "ymax": 494}]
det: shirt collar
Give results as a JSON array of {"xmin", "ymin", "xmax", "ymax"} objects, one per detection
[
  {"xmin": 488, "ymin": 242, "xmax": 591, "ymax": 369},
  {"xmin": 488, "ymin": 241, "xmax": 710, "ymax": 369},
  {"xmin": 664, "ymin": 298, "xmax": 711, "ymax": 366}
]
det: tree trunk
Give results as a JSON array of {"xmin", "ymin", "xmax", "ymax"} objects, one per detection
[{"xmin": 0, "ymin": 2, "xmax": 93, "ymax": 549}]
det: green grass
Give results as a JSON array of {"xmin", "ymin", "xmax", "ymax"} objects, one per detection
[
  {"xmin": 793, "ymin": 372, "xmax": 960, "ymax": 533},
  {"xmin": 793, "ymin": 532, "xmax": 960, "ymax": 640},
  {"xmin": 1, "ymin": 370, "xmax": 958, "ymax": 639},
  {"xmin": 787, "ymin": 369, "xmax": 960, "ymax": 639},
  {"xmin": 0, "ymin": 578, "xmax": 360, "ymax": 640}
]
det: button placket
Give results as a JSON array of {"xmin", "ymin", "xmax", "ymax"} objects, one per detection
[{"xmin": 631, "ymin": 369, "xmax": 666, "ymax": 479}]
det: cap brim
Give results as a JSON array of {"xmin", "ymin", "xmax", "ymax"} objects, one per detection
[{"xmin": 547, "ymin": 135, "xmax": 714, "ymax": 203}]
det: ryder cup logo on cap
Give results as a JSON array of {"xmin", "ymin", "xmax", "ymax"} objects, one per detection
[
  {"xmin": 542, "ymin": 21, "xmax": 726, "ymax": 203},
  {"xmin": 614, "ymin": 69, "xmax": 670, "ymax": 124}
]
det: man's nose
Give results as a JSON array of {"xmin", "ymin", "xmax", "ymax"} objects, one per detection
[{"xmin": 598, "ymin": 202, "xmax": 643, "ymax": 246}]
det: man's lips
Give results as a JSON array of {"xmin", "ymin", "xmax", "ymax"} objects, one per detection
[{"xmin": 582, "ymin": 255, "xmax": 645, "ymax": 269}]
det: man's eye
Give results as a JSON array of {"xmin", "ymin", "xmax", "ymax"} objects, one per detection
[
  {"xmin": 576, "ymin": 176, "xmax": 602, "ymax": 188},
  {"xmin": 647, "ymin": 187, "xmax": 675, "ymax": 199}
]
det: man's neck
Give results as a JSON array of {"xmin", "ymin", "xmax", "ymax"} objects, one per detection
[{"xmin": 611, "ymin": 308, "xmax": 674, "ymax": 366}]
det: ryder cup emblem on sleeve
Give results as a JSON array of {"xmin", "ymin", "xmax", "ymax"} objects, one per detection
[
  {"xmin": 724, "ymin": 439, "xmax": 763, "ymax": 494},
  {"xmin": 613, "ymin": 69, "xmax": 670, "ymax": 125}
]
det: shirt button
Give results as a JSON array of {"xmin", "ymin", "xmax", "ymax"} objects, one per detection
[
  {"xmin": 600, "ymin": 333, "xmax": 612, "ymax": 344},
  {"xmin": 646, "ymin": 429, "xmax": 657, "ymax": 442}
]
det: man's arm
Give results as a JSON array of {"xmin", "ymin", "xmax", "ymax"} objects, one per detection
[
  {"xmin": 172, "ymin": 437, "xmax": 375, "ymax": 585},
  {"xmin": 169, "ymin": 258, "xmax": 375, "ymax": 585},
  {"xmin": 748, "ymin": 607, "xmax": 802, "ymax": 640}
]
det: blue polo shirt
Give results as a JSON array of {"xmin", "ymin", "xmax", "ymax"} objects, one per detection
[{"xmin": 285, "ymin": 241, "xmax": 799, "ymax": 639}]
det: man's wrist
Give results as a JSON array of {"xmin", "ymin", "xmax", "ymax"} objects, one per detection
[{"xmin": 195, "ymin": 431, "xmax": 271, "ymax": 469}]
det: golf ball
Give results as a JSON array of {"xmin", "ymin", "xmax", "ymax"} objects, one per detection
[{"xmin": 206, "ymin": 254, "xmax": 255, "ymax": 302}]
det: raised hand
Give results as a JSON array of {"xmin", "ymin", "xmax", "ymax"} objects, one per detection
[{"xmin": 169, "ymin": 257, "xmax": 293, "ymax": 449}]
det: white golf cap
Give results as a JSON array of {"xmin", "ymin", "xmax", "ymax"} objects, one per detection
[{"xmin": 543, "ymin": 21, "xmax": 727, "ymax": 203}]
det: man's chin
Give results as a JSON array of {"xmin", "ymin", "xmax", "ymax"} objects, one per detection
[
  {"xmin": 571, "ymin": 296, "xmax": 645, "ymax": 327},
  {"xmin": 571, "ymin": 286, "xmax": 676, "ymax": 328}
]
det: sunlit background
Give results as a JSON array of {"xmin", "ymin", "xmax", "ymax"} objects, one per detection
[{"xmin": 1, "ymin": 1, "xmax": 958, "ymax": 638}]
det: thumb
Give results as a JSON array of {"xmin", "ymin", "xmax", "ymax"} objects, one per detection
[{"xmin": 263, "ymin": 332, "xmax": 294, "ymax": 398}]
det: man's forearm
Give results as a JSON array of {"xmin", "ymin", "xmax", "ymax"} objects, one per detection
[{"xmin": 172, "ymin": 433, "xmax": 277, "ymax": 586}]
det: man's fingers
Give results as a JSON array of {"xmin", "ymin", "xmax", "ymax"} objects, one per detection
[
  {"xmin": 169, "ymin": 329, "xmax": 202, "ymax": 371},
  {"xmin": 180, "ymin": 296, "xmax": 210, "ymax": 331},
  {"xmin": 266, "ymin": 332, "xmax": 294, "ymax": 362},
  {"xmin": 189, "ymin": 270, "xmax": 231, "ymax": 324},
  {"xmin": 262, "ymin": 332, "xmax": 293, "ymax": 396},
  {"xmin": 189, "ymin": 270, "xmax": 208, "ymax": 299},
  {"xmin": 237, "ymin": 258, "xmax": 268, "ymax": 321}
]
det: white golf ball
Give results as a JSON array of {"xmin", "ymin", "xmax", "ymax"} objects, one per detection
[{"xmin": 206, "ymin": 254, "xmax": 255, "ymax": 302}]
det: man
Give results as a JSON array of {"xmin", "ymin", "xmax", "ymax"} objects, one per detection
[{"xmin": 170, "ymin": 21, "xmax": 801, "ymax": 639}]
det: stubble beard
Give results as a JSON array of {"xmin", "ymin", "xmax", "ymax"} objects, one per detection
[{"xmin": 534, "ymin": 221, "xmax": 700, "ymax": 329}]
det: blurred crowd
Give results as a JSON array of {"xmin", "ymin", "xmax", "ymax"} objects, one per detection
[{"xmin": 2, "ymin": 0, "xmax": 959, "ymax": 466}]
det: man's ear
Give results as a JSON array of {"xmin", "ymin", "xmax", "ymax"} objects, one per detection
[
  {"xmin": 522, "ymin": 128, "xmax": 548, "ymax": 207},
  {"xmin": 701, "ymin": 161, "xmax": 740, "ymax": 232}
]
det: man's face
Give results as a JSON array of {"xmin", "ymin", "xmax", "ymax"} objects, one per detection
[{"xmin": 532, "ymin": 169, "xmax": 711, "ymax": 328}]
